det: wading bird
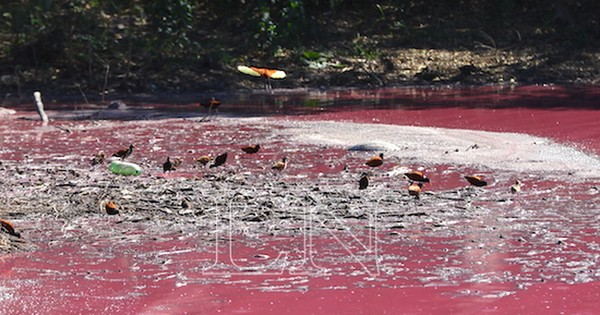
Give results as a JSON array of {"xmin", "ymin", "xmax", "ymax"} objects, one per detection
[
  {"xmin": 210, "ymin": 152, "xmax": 228, "ymax": 168},
  {"xmin": 199, "ymin": 97, "xmax": 222, "ymax": 121},
  {"xmin": 365, "ymin": 153, "xmax": 384, "ymax": 167},
  {"xmin": 163, "ymin": 156, "xmax": 182, "ymax": 172},
  {"xmin": 404, "ymin": 171, "xmax": 430, "ymax": 183},
  {"xmin": 105, "ymin": 201, "xmax": 119, "ymax": 215},
  {"xmin": 408, "ymin": 182, "xmax": 423, "ymax": 198},
  {"xmin": 112, "ymin": 144, "xmax": 134, "ymax": 160},
  {"xmin": 0, "ymin": 218, "xmax": 20, "ymax": 237},
  {"xmin": 237, "ymin": 65, "xmax": 286, "ymax": 90},
  {"xmin": 510, "ymin": 180, "xmax": 523, "ymax": 193},
  {"xmin": 241, "ymin": 144, "xmax": 261, "ymax": 154},
  {"xmin": 196, "ymin": 155, "xmax": 212, "ymax": 167},
  {"xmin": 272, "ymin": 157, "xmax": 288, "ymax": 171},
  {"xmin": 359, "ymin": 172, "xmax": 370, "ymax": 190},
  {"xmin": 464, "ymin": 175, "xmax": 487, "ymax": 187},
  {"xmin": 91, "ymin": 151, "xmax": 105, "ymax": 166}
]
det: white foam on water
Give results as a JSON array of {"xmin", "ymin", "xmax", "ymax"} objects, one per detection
[{"xmin": 275, "ymin": 120, "xmax": 600, "ymax": 179}]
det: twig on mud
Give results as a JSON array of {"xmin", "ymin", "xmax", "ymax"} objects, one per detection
[
  {"xmin": 53, "ymin": 125, "xmax": 72, "ymax": 133},
  {"xmin": 77, "ymin": 84, "xmax": 90, "ymax": 105}
]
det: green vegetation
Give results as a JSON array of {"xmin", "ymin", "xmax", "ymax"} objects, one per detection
[{"xmin": 1, "ymin": 1, "xmax": 599, "ymax": 98}]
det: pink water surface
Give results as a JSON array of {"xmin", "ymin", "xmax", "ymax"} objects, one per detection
[{"xmin": 1, "ymin": 85, "xmax": 599, "ymax": 314}]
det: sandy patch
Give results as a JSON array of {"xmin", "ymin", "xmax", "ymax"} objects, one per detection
[{"xmin": 272, "ymin": 119, "xmax": 600, "ymax": 179}]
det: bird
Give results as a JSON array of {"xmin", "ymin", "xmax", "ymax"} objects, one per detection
[
  {"xmin": 163, "ymin": 156, "xmax": 181, "ymax": 172},
  {"xmin": 112, "ymin": 144, "xmax": 134, "ymax": 160},
  {"xmin": 0, "ymin": 218, "xmax": 20, "ymax": 238},
  {"xmin": 210, "ymin": 152, "xmax": 228, "ymax": 168},
  {"xmin": 272, "ymin": 157, "xmax": 288, "ymax": 171},
  {"xmin": 510, "ymin": 180, "xmax": 523, "ymax": 193},
  {"xmin": 358, "ymin": 172, "xmax": 370, "ymax": 190},
  {"xmin": 464, "ymin": 175, "xmax": 487, "ymax": 187},
  {"xmin": 105, "ymin": 201, "xmax": 119, "ymax": 215},
  {"xmin": 91, "ymin": 151, "xmax": 105, "ymax": 166},
  {"xmin": 365, "ymin": 153, "xmax": 384, "ymax": 167},
  {"xmin": 408, "ymin": 182, "xmax": 423, "ymax": 198},
  {"xmin": 237, "ymin": 65, "xmax": 286, "ymax": 90},
  {"xmin": 199, "ymin": 97, "xmax": 222, "ymax": 121},
  {"xmin": 404, "ymin": 171, "xmax": 430, "ymax": 183},
  {"xmin": 241, "ymin": 144, "xmax": 261, "ymax": 154},
  {"xmin": 196, "ymin": 155, "xmax": 212, "ymax": 167}
]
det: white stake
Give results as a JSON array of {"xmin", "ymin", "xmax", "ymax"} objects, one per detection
[{"xmin": 33, "ymin": 91, "xmax": 49, "ymax": 124}]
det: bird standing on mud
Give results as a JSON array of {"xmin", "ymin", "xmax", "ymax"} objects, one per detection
[
  {"xmin": 210, "ymin": 152, "xmax": 228, "ymax": 168},
  {"xmin": 91, "ymin": 151, "xmax": 105, "ymax": 166},
  {"xmin": 241, "ymin": 144, "xmax": 261, "ymax": 154},
  {"xmin": 272, "ymin": 157, "xmax": 288, "ymax": 171},
  {"xmin": 365, "ymin": 153, "xmax": 384, "ymax": 167},
  {"xmin": 196, "ymin": 155, "xmax": 212, "ymax": 167},
  {"xmin": 0, "ymin": 218, "xmax": 20, "ymax": 238},
  {"xmin": 358, "ymin": 172, "xmax": 370, "ymax": 190},
  {"xmin": 464, "ymin": 175, "xmax": 487, "ymax": 187},
  {"xmin": 408, "ymin": 182, "xmax": 423, "ymax": 198},
  {"xmin": 404, "ymin": 171, "xmax": 430, "ymax": 183},
  {"xmin": 163, "ymin": 156, "xmax": 182, "ymax": 172},
  {"xmin": 199, "ymin": 97, "xmax": 221, "ymax": 121},
  {"xmin": 510, "ymin": 180, "xmax": 523, "ymax": 193},
  {"xmin": 112, "ymin": 144, "xmax": 134, "ymax": 160},
  {"xmin": 105, "ymin": 201, "xmax": 119, "ymax": 215}
]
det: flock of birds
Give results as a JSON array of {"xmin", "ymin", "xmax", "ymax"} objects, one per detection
[
  {"xmin": 91, "ymin": 143, "xmax": 288, "ymax": 174},
  {"xmin": 93, "ymin": 142, "xmax": 523, "ymax": 203},
  {"xmin": 0, "ymin": 65, "xmax": 524, "ymax": 238},
  {"xmin": 359, "ymin": 153, "xmax": 523, "ymax": 197}
]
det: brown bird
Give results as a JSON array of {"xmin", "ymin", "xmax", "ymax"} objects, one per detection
[
  {"xmin": 365, "ymin": 153, "xmax": 384, "ymax": 167},
  {"xmin": 272, "ymin": 157, "xmax": 288, "ymax": 171},
  {"xmin": 91, "ymin": 151, "xmax": 105, "ymax": 166},
  {"xmin": 464, "ymin": 175, "xmax": 488, "ymax": 187},
  {"xmin": 241, "ymin": 144, "xmax": 261, "ymax": 154},
  {"xmin": 404, "ymin": 171, "xmax": 430, "ymax": 183},
  {"xmin": 112, "ymin": 144, "xmax": 134, "ymax": 160},
  {"xmin": 237, "ymin": 65, "xmax": 286, "ymax": 90},
  {"xmin": 163, "ymin": 156, "xmax": 182, "ymax": 172},
  {"xmin": 0, "ymin": 218, "xmax": 20, "ymax": 238},
  {"xmin": 210, "ymin": 152, "xmax": 228, "ymax": 168},
  {"xmin": 510, "ymin": 180, "xmax": 523, "ymax": 193},
  {"xmin": 359, "ymin": 172, "xmax": 370, "ymax": 190},
  {"xmin": 105, "ymin": 201, "xmax": 119, "ymax": 215},
  {"xmin": 196, "ymin": 155, "xmax": 212, "ymax": 166},
  {"xmin": 199, "ymin": 97, "xmax": 222, "ymax": 121},
  {"xmin": 408, "ymin": 182, "xmax": 423, "ymax": 198}
]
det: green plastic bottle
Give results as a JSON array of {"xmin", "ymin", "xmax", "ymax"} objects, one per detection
[{"xmin": 109, "ymin": 160, "xmax": 142, "ymax": 176}]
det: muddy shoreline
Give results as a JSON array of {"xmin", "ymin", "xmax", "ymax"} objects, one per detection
[
  {"xmin": 1, "ymin": 99, "xmax": 599, "ymax": 313},
  {"xmin": 1, "ymin": 114, "xmax": 599, "ymax": 252}
]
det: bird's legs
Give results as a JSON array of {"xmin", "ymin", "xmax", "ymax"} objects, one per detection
[{"xmin": 200, "ymin": 104, "xmax": 214, "ymax": 122}]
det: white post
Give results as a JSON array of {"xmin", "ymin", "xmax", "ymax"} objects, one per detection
[{"xmin": 33, "ymin": 91, "xmax": 49, "ymax": 124}]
